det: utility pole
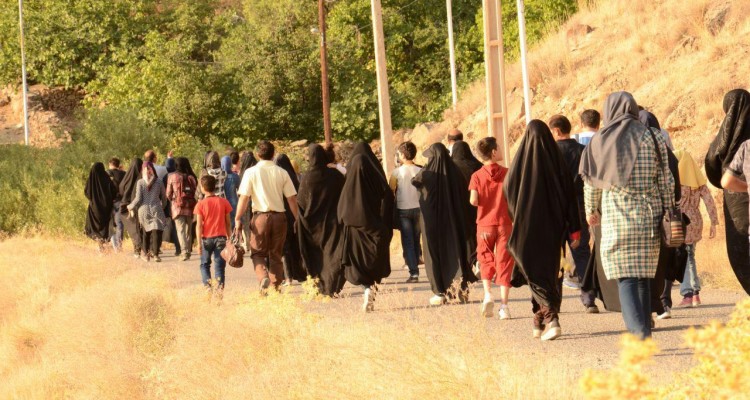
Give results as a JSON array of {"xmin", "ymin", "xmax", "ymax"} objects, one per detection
[
  {"xmin": 517, "ymin": 0, "xmax": 532, "ymax": 124},
  {"xmin": 481, "ymin": 0, "xmax": 510, "ymax": 166},
  {"xmin": 370, "ymin": 0, "xmax": 394, "ymax": 173},
  {"xmin": 18, "ymin": 0, "xmax": 30, "ymax": 146},
  {"xmin": 446, "ymin": 0, "xmax": 458, "ymax": 110},
  {"xmin": 318, "ymin": 0, "xmax": 332, "ymax": 145}
]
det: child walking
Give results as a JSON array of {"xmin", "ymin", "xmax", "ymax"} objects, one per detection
[
  {"xmin": 194, "ymin": 175, "xmax": 233, "ymax": 299},
  {"xmin": 389, "ymin": 141, "xmax": 423, "ymax": 283},
  {"xmin": 469, "ymin": 137, "xmax": 514, "ymax": 319}
]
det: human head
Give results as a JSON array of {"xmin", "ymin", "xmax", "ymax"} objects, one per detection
[
  {"xmin": 323, "ymin": 143, "xmax": 337, "ymax": 164},
  {"xmin": 230, "ymin": 151, "xmax": 240, "ymax": 166},
  {"xmin": 205, "ymin": 151, "xmax": 221, "ymax": 169},
  {"xmin": 144, "ymin": 150, "xmax": 157, "ymax": 163},
  {"xmin": 447, "ymin": 128, "xmax": 463, "ymax": 145},
  {"xmin": 220, "ymin": 155, "xmax": 232, "ymax": 173},
  {"xmin": 175, "ymin": 157, "xmax": 190, "ymax": 174},
  {"xmin": 580, "ymin": 109, "xmax": 601, "ymax": 130},
  {"xmin": 476, "ymin": 137, "xmax": 500, "ymax": 162},
  {"xmin": 108, "ymin": 157, "xmax": 121, "ymax": 170},
  {"xmin": 200, "ymin": 174, "xmax": 217, "ymax": 195},
  {"xmin": 256, "ymin": 140, "xmax": 275, "ymax": 161},
  {"xmin": 397, "ymin": 141, "xmax": 417, "ymax": 162},
  {"xmin": 548, "ymin": 114, "xmax": 572, "ymax": 138}
]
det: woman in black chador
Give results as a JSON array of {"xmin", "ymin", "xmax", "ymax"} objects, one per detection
[
  {"xmin": 337, "ymin": 142, "xmax": 394, "ymax": 312},
  {"xmin": 451, "ymin": 141, "xmax": 484, "ymax": 276},
  {"xmin": 119, "ymin": 158, "xmax": 144, "ymax": 257},
  {"xmin": 504, "ymin": 120, "xmax": 581, "ymax": 341},
  {"xmin": 297, "ymin": 144, "xmax": 347, "ymax": 296},
  {"xmin": 413, "ymin": 143, "xmax": 477, "ymax": 305},
  {"xmin": 85, "ymin": 162, "xmax": 119, "ymax": 250}
]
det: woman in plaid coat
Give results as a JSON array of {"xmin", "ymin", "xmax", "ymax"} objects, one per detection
[{"xmin": 580, "ymin": 92, "xmax": 674, "ymax": 339}]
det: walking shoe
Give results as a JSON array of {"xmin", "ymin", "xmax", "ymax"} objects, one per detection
[
  {"xmin": 657, "ymin": 306, "xmax": 672, "ymax": 320},
  {"xmin": 585, "ymin": 305, "xmax": 600, "ymax": 314},
  {"xmin": 185, "ymin": 253, "xmax": 191, "ymax": 261},
  {"xmin": 692, "ymin": 294, "xmax": 702, "ymax": 307},
  {"xmin": 429, "ymin": 294, "xmax": 447, "ymax": 306},
  {"xmin": 405, "ymin": 275, "xmax": 419, "ymax": 283},
  {"xmin": 533, "ymin": 323, "xmax": 545, "ymax": 339},
  {"xmin": 481, "ymin": 300, "xmax": 494, "ymax": 318},
  {"xmin": 678, "ymin": 296, "xmax": 694, "ymax": 308},
  {"xmin": 563, "ymin": 277, "xmax": 581, "ymax": 290},
  {"xmin": 133, "ymin": 252, "xmax": 140, "ymax": 258},
  {"xmin": 363, "ymin": 288, "xmax": 375, "ymax": 313},
  {"xmin": 457, "ymin": 289, "xmax": 470, "ymax": 304},
  {"xmin": 259, "ymin": 277, "xmax": 271, "ymax": 296},
  {"xmin": 498, "ymin": 304, "xmax": 511, "ymax": 320},
  {"xmin": 180, "ymin": 254, "xmax": 188, "ymax": 262},
  {"xmin": 154, "ymin": 255, "xmax": 162, "ymax": 263},
  {"xmin": 541, "ymin": 320, "xmax": 561, "ymax": 341}
]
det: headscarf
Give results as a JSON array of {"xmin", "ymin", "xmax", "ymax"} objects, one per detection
[
  {"xmin": 638, "ymin": 110, "xmax": 662, "ymax": 131},
  {"xmin": 221, "ymin": 155, "xmax": 233, "ymax": 174},
  {"xmin": 579, "ymin": 91, "xmax": 647, "ymax": 189},
  {"xmin": 85, "ymin": 162, "xmax": 118, "ymax": 240},
  {"xmin": 450, "ymin": 141, "xmax": 483, "ymax": 184},
  {"xmin": 350, "ymin": 142, "xmax": 385, "ymax": 180},
  {"xmin": 674, "ymin": 149, "xmax": 706, "ymax": 189},
  {"xmin": 275, "ymin": 154, "xmax": 300, "ymax": 190},
  {"xmin": 120, "ymin": 158, "xmax": 143, "ymax": 206},
  {"xmin": 239, "ymin": 152, "xmax": 257, "ymax": 181},
  {"xmin": 338, "ymin": 150, "xmax": 391, "ymax": 228},
  {"xmin": 142, "ymin": 161, "xmax": 157, "ymax": 190},
  {"xmin": 705, "ymin": 89, "xmax": 750, "ymax": 187},
  {"xmin": 165, "ymin": 157, "xmax": 176, "ymax": 174}
]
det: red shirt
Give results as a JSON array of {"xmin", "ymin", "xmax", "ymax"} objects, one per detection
[
  {"xmin": 193, "ymin": 196, "xmax": 233, "ymax": 238},
  {"xmin": 469, "ymin": 163, "xmax": 512, "ymax": 227}
]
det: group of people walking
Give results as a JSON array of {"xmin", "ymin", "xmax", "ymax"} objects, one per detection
[{"xmin": 84, "ymin": 89, "xmax": 750, "ymax": 341}]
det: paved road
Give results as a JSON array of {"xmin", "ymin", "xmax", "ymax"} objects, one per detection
[{"xmin": 152, "ymin": 248, "xmax": 745, "ymax": 383}]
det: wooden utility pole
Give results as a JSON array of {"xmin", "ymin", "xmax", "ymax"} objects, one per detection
[
  {"xmin": 516, "ymin": 0, "xmax": 532, "ymax": 124},
  {"xmin": 370, "ymin": 0, "xmax": 394, "ymax": 173},
  {"xmin": 482, "ymin": 0, "xmax": 510, "ymax": 166},
  {"xmin": 318, "ymin": 0, "xmax": 332, "ymax": 145},
  {"xmin": 446, "ymin": 0, "xmax": 458, "ymax": 110},
  {"xmin": 18, "ymin": 0, "xmax": 30, "ymax": 146}
]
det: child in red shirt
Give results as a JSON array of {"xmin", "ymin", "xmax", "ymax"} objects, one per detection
[
  {"xmin": 469, "ymin": 137, "xmax": 514, "ymax": 320},
  {"xmin": 194, "ymin": 175, "xmax": 233, "ymax": 297}
]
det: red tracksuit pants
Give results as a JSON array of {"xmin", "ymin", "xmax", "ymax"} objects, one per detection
[{"xmin": 477, "ymin": 224, "xmax": 514, "ymax": 287}]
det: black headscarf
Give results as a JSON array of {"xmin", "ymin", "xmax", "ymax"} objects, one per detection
[
  {"xmin": 638, "ymin": 110, "xmax": 662, "ymax": 131},
  {"xmin": 337, "ymin": 150, "xmax": 394, "ymax": 286},
  {"xmin": 580, "ymin": 91, "xmax": 647, "ymax": 189},
  {"xmin": 85, "ymin": 162, "xmax": 118, "ymax": 241},
  {"xmin": 297, "ymin": 144, "xmax": 347, "ymax": 295},
  {"xmin": 412, "ymin": 143, "xmax": 476, "ymax": 295},
  {"xmin": 450, "ymin": 140, "xmax": 483, "ymax": 269},
  {"xmin": 239, "ymin": 152, "xmax": 257, "ymax": 181},
  {"xmin": 705, "ymin": 89, "xmax": 750, "ymax": 187},
  {"xmin": 120, "ymin": 158, "xmax": 143, "ymax": 208},
  {"xmin": 350, "ymin": 142, "xmax": 385, "ymax": 180},
  {"xmin": 275, "ymin": 154, "xmax": 300, "ymax": 190},
  {"xmin": 504, "ymin": 120, "xmax": 581, "ymax": 313}
]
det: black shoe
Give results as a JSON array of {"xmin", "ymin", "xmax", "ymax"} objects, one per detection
[
  {"xmin": 585, "ymin": 305, "xmax": 600, "ymax": 314},
  {"xmin": 405, "ymin": 275, "xmax": 419, "ymax": 283}
]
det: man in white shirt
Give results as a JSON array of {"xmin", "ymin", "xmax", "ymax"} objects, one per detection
[
  {"xmin": 389, "ymin": 141, "xmax": 422, "ymax": 283},
  {"xmin": 235, "ymin": 140, "xmax": 298, "ymax": 292},
  {"xmin": 144, "ymin": 149, "xmax": 169, "ymax": 180},
  {"xmin": 574, "ymin": 109, "xmax": 600, "ymax": 146}
]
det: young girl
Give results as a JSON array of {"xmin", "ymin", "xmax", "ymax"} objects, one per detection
[{"xmin": 128, "ymin": 162, "xmax": 167, "ymax": 262}]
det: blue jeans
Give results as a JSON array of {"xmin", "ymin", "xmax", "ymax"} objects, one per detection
[
  {"xmin": 200, "ymin": 236, "xmax": 227, "ymax": 289},
  {"xmin": 398, "ymin": 208, "xmax": 421, "ymax": 276},
  {"xmin": 680, "ymin": 244, "xmax": 700, "ymax": 297},
  {"xmin": 617, "ymin": 278, "xmax": 652, "ymax": 339}
]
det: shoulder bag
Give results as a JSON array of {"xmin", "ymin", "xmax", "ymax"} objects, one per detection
[{"xmin": 220, "ymin": 228, "xmax": 246, "ymax": 268}]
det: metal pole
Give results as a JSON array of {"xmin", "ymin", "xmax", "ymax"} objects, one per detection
[
  {"xmin": 370, "ymin": 0, "xmax": 394, "ymax": 174},
  {"xmin": 318, "ymin": 0, "xmax": 332, "ymax": 146},
  {"xmin": 446, "ymin": 0, "xmax": 458, "ymax": 110},
  {"xmin": 517, "ymin": 0, "xmax": 532, "ymax": 124},
  {"xmin": 18, "ymin": 0, "xmax": 30, "ymax": 146}
]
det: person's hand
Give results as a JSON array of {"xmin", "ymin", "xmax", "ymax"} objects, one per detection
[
  {"xmin": 570, "ymin": 239, "xmax": 580, "ymax": 249},
  {"xmin": 709, "ymin": 224, "xmax": 717, "ymax": 239},
  {"xmin": 587, "ymin": 212, "xmax": 600, "ymax": 227},
  {"xmin": 234, "ymin": 220, "xmax": 242, "ymax": 230},
  {"xmin": 198, "ymin": 242, "xmax": 203, "ymax": 256},
  {"xmin": 128, "ymin": 209, "xmax": 135, "ymax": 219},
  {"xmin": 167, "ymin": 150, "xmax": 174, "ymax": 158}
]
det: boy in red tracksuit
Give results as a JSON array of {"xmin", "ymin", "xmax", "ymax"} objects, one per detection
[{"xmin": 469, "ymin": 137, "xmax": 515, "ymax": 320}]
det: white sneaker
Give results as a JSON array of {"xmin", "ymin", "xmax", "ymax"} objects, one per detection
[
  {"xmin": 481, "ymin": 299, "xmax": 494, "ymax": 318},
  {"xmin": 541, "ymin": 321, "xmax": 561, "ymax": 341},
  {"xmin": 657, "ymin": 306, "xmax": 672, "ymax": 320},
  {"xmin": 362, "ymin": 288, "xmax": 375, "ymax": 312},
  {"xmin": 429, "ymin": 294, "xmax": 447, "ymax": 306},
  {"xmin": 498, "ymin": 304, "xmax": 511, "ymax": 320}
]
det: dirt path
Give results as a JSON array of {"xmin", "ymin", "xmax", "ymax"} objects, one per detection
[{"xmin": 150, "ymin": 247, "xmax": 745, "ymax": 383}]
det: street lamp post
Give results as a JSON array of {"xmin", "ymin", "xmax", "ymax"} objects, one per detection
[{"xmin": 18, "ymin": 0, "xmax": 30, "ymax": 146}]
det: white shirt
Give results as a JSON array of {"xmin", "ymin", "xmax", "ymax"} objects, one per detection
[
  {"xmin": 575, "ymin": 130, "xmax": 596, "ymax": 146},
  {"xmin": 154, "ymin": 164, "xmax": 168, "ymax": 180},
  {"xmin": 238, "ymin": 160, "xmax": 297, "ymax": 213},
  {"xmin": 389, "ymin": 164, "xmax": 422, "ymax": 210}
]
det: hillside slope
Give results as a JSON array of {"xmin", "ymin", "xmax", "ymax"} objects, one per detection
[{"xmin": 412, "ymin": 0, "xmax": 749, "ymax": 163}]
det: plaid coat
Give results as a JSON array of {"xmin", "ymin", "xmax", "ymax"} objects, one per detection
[{"xmin": 585, "ymin": 128, "xmax": 674, "ymax": 279}]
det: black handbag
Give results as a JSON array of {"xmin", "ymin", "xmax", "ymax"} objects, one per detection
[{"xmin": 649, "ymin": 130, "xmax": 685, "ymax": 248}]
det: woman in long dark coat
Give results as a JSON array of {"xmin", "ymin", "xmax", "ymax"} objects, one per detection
[
  {"xmin": 119, "ymin": 158, "xmax": 144, "ymax": 257},
  {"xmin": 705, "ymin": 89, "xmax": 750, "ymax": 295},
  {"xmin": 275, "ymin": 154, "xmax": 306, "ymax": 284},
  {"xmin": 413, "ymin": 143, "xmax": 477, "ymax": 305},
  {"xmin": 451, "ymin": 141, "xmax": 484, "ymax": 276},
  {"xmin": 504, "ymin": 120, "xmax": 581, "ymax": 341},
  {"xmin": 85, "ymin": 162, "xmax": 119, "ymax": 250},
  {"xmin": 338, "ymin": 142, "xmax": 394, "ymax": 312},
  {"xmin": 297, "ymin": 144, "xmax": 347, "ymax": 296}
]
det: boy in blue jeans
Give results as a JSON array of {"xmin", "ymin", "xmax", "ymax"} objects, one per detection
[{"xmin": 194, "ymin": 175, "xmax": 233, "ymax": 300}]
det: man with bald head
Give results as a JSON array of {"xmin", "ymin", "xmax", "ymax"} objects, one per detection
[{"xmin": 446, "ymin": 128, "xmax": 464, "ymax": 156}]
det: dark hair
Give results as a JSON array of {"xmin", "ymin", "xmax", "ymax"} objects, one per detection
[
  {"xmin": 323, "ymin": 143, "xmax": 336, "ymax": 164},
  {"xmin": 230, "ymin": 151, "xmax": 240, "ymax": 165},
  {"xmin": 200, "ymin": 174, "xmax": 217, "ymax": 192},
  {"xmin": 398, "ymin": 141, "xmax": 417, "ymax": 161},
  {"xmin": 447, "ymin": 129, "xmax": 463, "ymax": 142},
  {"xmin": 144, "ymin": 150, "xmax": 156, "ymax": 163},
  {"xmin": 256, "ymin": 140, "xmax": 275, "ymax": 160},
  {"xmin": 108, "ymin": 157, "xmax": 121, "ymax": 168},
  {"xmin": 581, "ymin": 109, "xmax": 601, "ymax": 130},
  {"xmin": 549, "ymin": 114, "xmax": 572, "ymax": 135},
  {"xmin": 476, "ymin": 137, "xmax": 498, "ymax": 161}
]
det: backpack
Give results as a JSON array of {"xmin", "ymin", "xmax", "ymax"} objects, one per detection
[
  {"xmin": 206, "ymin": 168, "xmax": 227, "ymax": 198},
  {"xmin": 172, "ymin": 173, "xmax": 197, "ymax": 210}
]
